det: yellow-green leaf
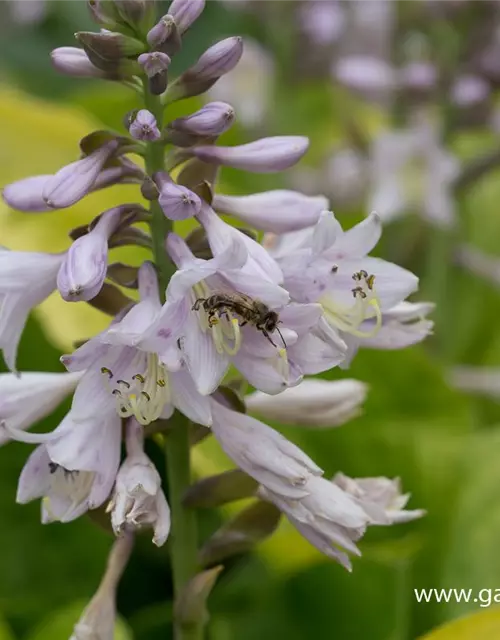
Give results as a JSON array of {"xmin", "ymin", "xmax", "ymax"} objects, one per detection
[{"xmin": 419, "ymin": 607, "xmax": 500, "ymax": 640}]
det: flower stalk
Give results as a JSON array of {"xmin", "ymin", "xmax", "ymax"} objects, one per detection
[{"xmin": 143, "ymin": 79, "xmax": 202, "ymax": 639}]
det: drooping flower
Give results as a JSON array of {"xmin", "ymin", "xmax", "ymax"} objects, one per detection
[
  {"xmin": 108, "ymin": 419, "xmax": 171, "ymax": 546},
  {"xmin": 0, "ymin": 248, "xmax": 65, "ymax": 372},
  {"xmin": 245, "ymin": 378, "xmax": 368, "ymax": 428},
  {"xmin": 128, "ymin": 109, "xmax": 162, "ymax": 141},
  {"xmin": 0, "ymin": 371, "xmax": 82, "ymax": 446}
]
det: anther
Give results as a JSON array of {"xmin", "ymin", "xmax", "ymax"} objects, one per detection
[
  {"xmin": 101, "ymin": 367, "xmax": 113, "ymax": 378},
  {"xmin": 116, "ymin": 379, "xmax": 130, "ymax": 388},
  {"xmin": 132, "ymin": 374, "xmax": 145, "ymax": 383}
]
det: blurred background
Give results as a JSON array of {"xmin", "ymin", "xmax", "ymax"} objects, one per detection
[{"xmin": 3, "ymin": 1, "xmax": 500, "ymax": 638}]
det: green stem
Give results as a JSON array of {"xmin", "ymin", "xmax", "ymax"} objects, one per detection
[{"xmin": 143, "ymin": 83, "xmax": 202, "ymax": 640}]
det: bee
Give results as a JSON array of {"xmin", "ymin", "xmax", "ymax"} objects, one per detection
[{"xmin": 192, "ymin": 292, "xmax": 286, "ymax": 348}]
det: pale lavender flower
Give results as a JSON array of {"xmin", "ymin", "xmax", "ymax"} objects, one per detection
[
  {"xmin": 333, "ymin": 473, "xmax": 426, "ymax": 524},
  {"xmin": 185, "ymin": 36, "xmax": 244, "ymax": 82},
  {"xmin": 137, "ymin": 51, "xmax": 171, "ymax": 77},
  {"xmin": 451, "ymin": 74, "xmax": 490, "ymax": 107},
  {"xmin": 57, "ymin": 206, "xmax": 123, "ymax": 302},
  {"xmin": 398, "ymin": 61, "xmax": 437, "ymax": 92},
  {"xmin": 167, "ymin": 0, "xmax": 206, "ymax": 34},
  {"xmin": 210, "ymin": 397, "xmax": 323, "ymax": 499},
  {"xmin": 71, "ymin": 533, "xmax": 133, "ymax": 640},
  {"xmin": 51, "ymin": 47, "xmax": 106, "ymax": 78},
  {"xmin": 108, "ymin": 419, "xmax": 171, "ymax": 546},
  {"xmin": 369, "ymin": 118, "xmax": 459, "ymax": 227},
  {"xmin": 164, "ymin": 229, "xmax": 345, "ymax": 395},
  {"xmin": 190, "ymin": 136, "xmax": 309, "ymax": 173},
  {"xmin": 269, "ymin": 212, "xmax": 420, "ymax": 361},
  {"xmin": 0, "ymin": 371, "xmax": 82, "ymax": 446},
  {"xmin": 212, "ymin": 190, "xmax": 328, "ymax": 233},
  {"xmin": 456, "ymin": 244, "xmax": 500, "ymax": 287},
  {"xmin": 208, "ymin": 38, "xmax": 274, "ymax": 128},
  {"xmin": 14, "ymin": 407, "xmax": 121, "ymax": 523},
  {"xmin": 168, "ymin": 101, "xmax": 235, "ymax": 138},
  {"xmin": 61, "ymin": 261, "xmax": 211, "ymax": 426},
  {"xmin": 299, "ymin": 0, "xmax": 345, "ymax": 46},
  {"xmin": 245, "ymin": 378, "xmax": 368, "ymax": 428},
  {"xmin": 155, "ymin": 172, "xmax": 202, "ymax": 220},
  {"xmin": 0, "ymin": 248, "xmax": 65, "ymax": 372},
  {"xmin": 42, "ymin": 141, "xmax": 119, "ymax": 209},
  {"xmin": 448, "ymin": 366, "xmax": 500, "ymax": 399},
  {"xmin": 259, "ymin": 475, "xmax": 371, "ymax": 571},
  {"xmin": 129, "ymin": 109, "xmax": 161, "ymax": 141},
  {"xmin": 334, "ymin": 56, "xmax": 396, "ymax": 93}
]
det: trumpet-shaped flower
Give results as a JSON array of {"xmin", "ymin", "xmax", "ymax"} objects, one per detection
[
  {"xmin": 0, "ymin": 248, "xmax": 65, "ymax": 371},
  {"xmin": 61, "ymin": 261, "xmax": 212, "ymax": 426}
]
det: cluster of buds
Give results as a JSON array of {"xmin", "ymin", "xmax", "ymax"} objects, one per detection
[{"xmin": 0, "ymin": 0, "xmax": 432, "ymax": 637}]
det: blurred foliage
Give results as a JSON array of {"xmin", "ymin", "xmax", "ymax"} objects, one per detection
[{"xmin": 2, "ymin": 1, "xmax": 500, "ymax": 640}]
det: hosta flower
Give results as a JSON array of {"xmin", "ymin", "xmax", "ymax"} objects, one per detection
[
  {"xmin": 14, "ymin": 408, "xmax": 121, "ymax": 523},
  {"xmin": 108, "ymin": 419, "xmax": 171, "ymax": 546},
  {"xmin": 0, "ymin": 248, "xmax": 65, "ymax": 371},
  {"xmin": 0, "ymin": 371, "xmax": 82, "ymax": 445},
  {"xmin": 210, "ymin": 397, "xmax": 323, "ymax": 499},
  {"xmin": 259, "ymin": 475, "xmax": 371, "ymax": 571},
  {"xmin": 333, "ymin": 473, "xmax": 426, "ymax": 524},
  {"xmin": 245, "ymin": 378, "xmax": 368, "ymax": 428},
  {"xmin": 164, "ymin": 231, "xmax": 344, "ymax": 395},
  {"xmin": 369, "ymin": 118, "xmax": 459, "ymax": 228},
  {"xmin": 448, "ymin": 366, "xmax": 500, "ymax": 399},
  {"xmin": 269, "ymin": 211, "xmax": 420, "ymax": 362},
  {"xmin": 61, "ymin": 261, "xmax": 212, "ymax": 426}
]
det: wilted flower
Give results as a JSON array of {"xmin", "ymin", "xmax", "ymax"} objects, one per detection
[{"xmin": 108, "ymin": 419, "xmax": 171, "ymax": 546}]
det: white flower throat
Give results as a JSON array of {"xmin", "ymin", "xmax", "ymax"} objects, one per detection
[
  {"xmin": 320, "ymin": 270, "xmax": 382, "ymax": 338},
  {"xmin": 191, "ymin": 281, "xmax": 289, "ymax": 377},
  {"xmin": 44, "ymin": 462, "xmax": 95, "ymax": 520},
  {"xmin": 101, "ymin": 352, "xmax": 170, "ymax": 426}
]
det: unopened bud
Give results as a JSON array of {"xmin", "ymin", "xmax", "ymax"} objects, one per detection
[
  {"xmin": 129, "ymin": 109, "xmax": 161, "ymax": 141},
  {"xmin": 155, "ymin": 172, "xmax": 202, "ymax": 220},
  {"xmin": 174, "ymin": 565, "xmax": 222, "ymax": 629},
  {"xmin": 87, "ymin": 0, "xmax": 120, "ymax": 28},
  {"xmin": 170, "ymin": 37, "xmax": 243, "ymax": 101},
  {"xmin": 138, "ymin": 51, "xmax": 171, "ymax": 94},
  {"xmin": 183, "ymin": 470, "xmax": 258, "ymax": 509},
  {"xmin": 114, "ymin": 0, "xmax": 152, "ymax": 28},
  {"xmin": 50, "ymin": 47, "xmax": 106, "ymax": 79},
  {"xmin": 75, "ymin": 31, "xmax": 145, "ymax": 70},
  {"xmin": 147, "ymin": 14, "xmax": 182, "ymax": 56},
  {"xmin": 168, "ymin": 0, "xmax": 205, "ymax": 34},
  {"xmin": 190, "ymin": 136, "xmax": 309, "ymax": 173},
  {"xmin": 167, "ymin": 101, "xmax": 234, "ymax": 146}
]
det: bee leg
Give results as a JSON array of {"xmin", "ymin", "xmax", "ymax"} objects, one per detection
[
  {"xmin": 192, "ymin": 298, "xmax": 206, "ymax": 311},
  {"xmin": 208, "ymin": 310, "xmax": 218, "ymax": 327},
  {"xmin": 261, "ymin": 329, "xmax": 277, "ymax": 348},
  {"xmin": 239, "ymin": 320, "xmax": 248, "ymax": 327}
]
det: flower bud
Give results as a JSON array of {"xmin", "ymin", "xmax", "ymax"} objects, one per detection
[
  {"xmin": 3, "ymin": 175, "xmax": 53, "ymax": 212},
  {"xmin": 50, "ymin": 47, "xmax": 106, "ymax": 78},
  {"xmin": 87, "ymin": 0, "xmax": 121, "ymax": 28},
  {"xmin": 75, "ymin": 31, "xmax": 145, "ymax": 70},
  {"xmin": 147, "ymin": 14, "xmax": 182, "ymax": 55},
  {"xmin": 155, "ymin": 172, "xmax": 202, "ymax": 220},
  {"xmin": 138, "ymin": 51, "xmax": 171, "ymax": 94},
  {"xmin": 168, "ymin": 0, "xmax": 205, "ymax": 34},
  {"xmin": 129, "ymin": 109, "xmax": 161, "ymax": 141},
  {"xmin": 170, "ymin": 37, "xmax": 243, "ymax": 100},
  {"xmin": 245, "ymin": 379, "xmax": 368, "ymax": 427},
  {"xmin": 191, "ymin": 136, "xmax": 309, "ymax": 173},
  {"xmin": 42, "ymin": 140, "xmax": 118, "ymax": 209},
  {"xmin": 213, "ymin": 189, "xmax": 327, "ymax": 233},
  {"xmin": 57, "ymin": 206, "xmax": 122, "ymax": 302},
  {"xmin": 174, "ymin": 565, "xmax": 222, "ymax": 628},
  {"xmin": 114, "ymin": 0, "xmax": 152, "ymax": 28},
  {"xmin": 167, "ymin": 102, "xmax": 234, "ymax": 146}
]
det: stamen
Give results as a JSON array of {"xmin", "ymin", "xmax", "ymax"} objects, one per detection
[{"xmin": 320, "ymin": 271, "xmax": 383, "ymax": 338}]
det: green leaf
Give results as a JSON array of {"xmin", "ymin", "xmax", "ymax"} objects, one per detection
[{"xmin": 26, "ymin": 600, "xmax": 132, "ymax": 640}]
